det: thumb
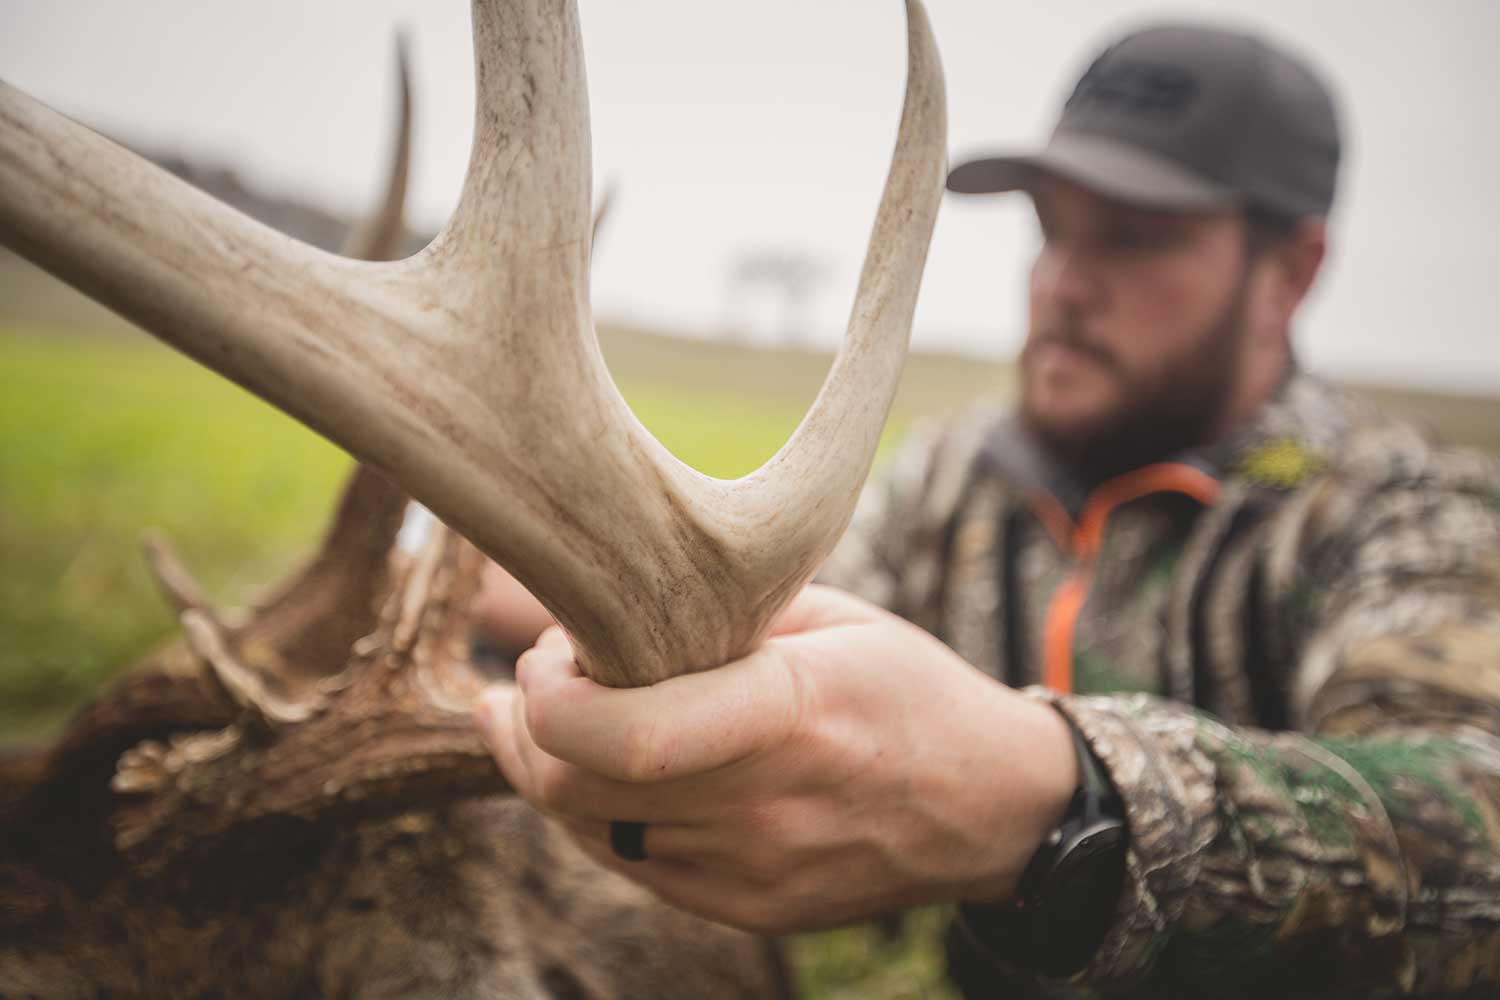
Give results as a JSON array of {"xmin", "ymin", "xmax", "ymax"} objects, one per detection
[{"xmin": 515, "ymin": 640, "xmax": 807, "ymax": 782}]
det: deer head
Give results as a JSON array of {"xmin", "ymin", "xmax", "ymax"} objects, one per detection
[{"xmin": 0, "ymin": 0, "xmax": 948, "ymax": 690}]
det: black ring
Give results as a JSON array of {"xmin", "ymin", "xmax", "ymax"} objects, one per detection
[{"xmin": 609, "ymin": 820, "xmax": 648, "ymax": 862}]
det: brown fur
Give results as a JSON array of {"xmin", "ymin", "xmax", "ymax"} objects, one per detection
[{"xmin": 2, "ymin": 795, "xmax": 786, "ymax": 998}]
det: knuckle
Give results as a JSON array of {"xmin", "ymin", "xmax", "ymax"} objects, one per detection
[
  {"xmin": 769, "ymin": 648, "xmax": 816, "ymax": 745},
  {"xmin": 618, "ymin": 718, "xmax": 670, "ymax": 783},
  {"xmin": 536, "ymin": 625, "xmax": 569, "ymax": 651},
  {"xmin": 734, "ymin": 805, "xmax": 804, "ymax": 884},
  {"xmin": 739, "ymin": 847, "xmax": 786, "ymax": 887},
  {"xmin": 522, "ymin": 687, "xmax": 558, "ymax": 752},
  {"xmin": 515, "ymin": 645, "xmax": 569, "ymax": 697},
  {"xmin": 531, "ymin": 760, "xmax": 576, "ymax": 813},
  {"xmin": 513, "ymin": 648, "xmax": 543, "ymax": 687}
]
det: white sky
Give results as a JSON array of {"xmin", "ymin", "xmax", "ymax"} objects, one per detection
[{"xmin": 2, "ymin": 1, "xmax": 1497, "ymax": 391}]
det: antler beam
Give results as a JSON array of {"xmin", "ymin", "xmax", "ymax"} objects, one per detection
[{"xmin": 0, "ymin": 0, "xmax": 947, "ymax": 687}]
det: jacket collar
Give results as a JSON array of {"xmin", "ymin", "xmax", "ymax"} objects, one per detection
[{"xmin": 986, "ymin": 368, "xmax": 1354, "ymax": 518}]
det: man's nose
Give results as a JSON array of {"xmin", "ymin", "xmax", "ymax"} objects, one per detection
[{"xmin": 1037, "ymin": 245, "xmax": 1106, "ymax": 311}]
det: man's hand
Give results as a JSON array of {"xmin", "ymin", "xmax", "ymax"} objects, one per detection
[{"xmin": 473, "ymin": 585, "xmax": 1078, "ymax": 935}]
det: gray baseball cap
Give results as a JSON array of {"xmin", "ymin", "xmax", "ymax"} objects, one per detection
[{"xmin": 947, "ymin": 24, "xmax": 1342, "ymax": 219}]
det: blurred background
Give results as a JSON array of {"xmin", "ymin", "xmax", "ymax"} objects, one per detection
[{"xmin": 1, "ymin": 2, "xmax": 1496, "ymax": 994}]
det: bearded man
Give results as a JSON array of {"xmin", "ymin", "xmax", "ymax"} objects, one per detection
[{"xmin": 474, "ymin": 23, "xmax": 1500, "ymax": 998}]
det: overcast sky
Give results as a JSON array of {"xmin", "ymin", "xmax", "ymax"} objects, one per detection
[{"xmin": 3, "ymin": 1, "xmax": 1497, "ymax": 391}]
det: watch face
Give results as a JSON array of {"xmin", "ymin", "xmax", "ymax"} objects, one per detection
[
  {"xmin": 955, "ymin": 722, "xmax": 1129, "ymax": 977},
  {"xmin": 1040, "ymin": 820, "xmax": 1127, "ymax": 972},
  {"xmin": 1050, "ymin": 821, "xmax": 1126, "ymax": 889},
  {"xmin": 953, "ymin": 818, "xmax": 1126, "ymax": 978}
]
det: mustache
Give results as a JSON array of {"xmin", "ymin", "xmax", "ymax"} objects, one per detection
[{"xmin": 1026, "ymin": 322, "xmax": 1120, "ymax": 371}]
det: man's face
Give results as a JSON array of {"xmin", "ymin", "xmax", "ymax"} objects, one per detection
[{"xmin": 1020, "ymin": 175, "xmax": 1253, "ymax": 478}]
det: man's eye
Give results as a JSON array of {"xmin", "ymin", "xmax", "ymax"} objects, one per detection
[
  {"xmin": 1104, "ymin": 226, "xmax": 1175, "ymax": 252},
  {"xmin": 1104, "ymin": 227, "xmax": 1149, "ymax": 249}
]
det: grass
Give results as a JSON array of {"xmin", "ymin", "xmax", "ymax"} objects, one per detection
[
  {"xmin": 789, "ymin": 908, "xmax": 961, "ymax": 1000},
  {"xmin": 0, "ymin": 330, "xmax": 350, "ymax": 736}
]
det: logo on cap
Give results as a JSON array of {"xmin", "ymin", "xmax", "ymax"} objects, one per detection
[{"xmin": 1065, "ymin": 53, "xmax": 1200, "ymax": 118}]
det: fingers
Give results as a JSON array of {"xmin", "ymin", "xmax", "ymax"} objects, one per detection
[
  {"xmin": 476, "ymin": 698, "xmax": 795, "ymax": 870},
  {"xmin": 507, "ymin": 642, "xmax": 808, "ymax": 783},
  {"xmin": 498, "ymin": 585, "xmax": 878, "ymax": 786},
  {"xmin": 558, "ymin": 822, "xmax": 792, "ymax": 935},
  {"xmin": 558, "ymin": 817, "xmax": 729, "ymax": 866},
  {"xmin": 560, "ymin": 818, "xmax": 684, "ymax": 860},
  {"xmin": 558, "ymin": 816, "xmax": 799, "ymax": 889},
  {"xmin": 477, "ymin": 688, "xmax": 726, "ymax": 822},
  {"xmin": 477, "ymin": 688, "xmax": 765, "ymax": 864},
  {"xmin": 474, "ymin": 686, "xmax": 532, "ymax": 793},
  {"xmin": 476, "ymin": 683, "xmax": 754, "ymax": 822}
]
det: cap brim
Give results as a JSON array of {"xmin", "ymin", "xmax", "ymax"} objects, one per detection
[{"xmin": 947, "ymin": 132, "xmax": 1238, "ymax": 210}]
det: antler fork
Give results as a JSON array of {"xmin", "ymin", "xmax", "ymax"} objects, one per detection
[{"xmin": 0, "ymin": 0, "xmax": 947, "ymax": 688}]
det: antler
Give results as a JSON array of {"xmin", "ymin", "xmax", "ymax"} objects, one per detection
[
  {"xmin": 112, "ymin": 520, "xmax": 504, "ymax": 859},
  {"xmin": 340, "ymin": 31, "xmax": 415, "ymax": 263},
  {"xmin": 0, "ymin": 0, "xmax": 947, "ymax": 687}
]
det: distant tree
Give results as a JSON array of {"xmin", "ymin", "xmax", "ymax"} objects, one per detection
[{"xmin": 723, "ymin": 248, "xmax": 831, "ymax": 346}]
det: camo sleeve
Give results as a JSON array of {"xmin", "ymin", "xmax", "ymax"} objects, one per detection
[{"xmin": 1035, "ymin": 452, "xmax": 1500, "ymax": 998}]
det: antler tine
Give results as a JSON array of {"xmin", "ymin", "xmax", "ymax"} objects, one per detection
[
  {"xmin": 141, "ymin": 530, "xmax": 223, "ymax": 626},
  {"xmin": 340, "ymin": 31, "xmax": 415, "ymax": 263},
  {"xmin": 731, "ymin": 0, "xmax": 946, "ymax": 552},
  {"xmin": 591, "ymin": 177, "xmax": 619, "ymax": 261},
  {"xmin": 437, "ymin": 0, "xmax": 592, "ymax": 269},
  {"xmin": 179, "ymin": 610, "xmax": 320, "ymax": 737}
]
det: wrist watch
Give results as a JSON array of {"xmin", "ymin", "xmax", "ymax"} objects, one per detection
[{"xmin": 956, "ymin": 713, "xmax": 1128, "ymax": 978}]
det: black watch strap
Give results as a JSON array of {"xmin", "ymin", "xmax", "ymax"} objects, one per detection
[{"xmin": 956, "ymin": 713, "xmax": 1128, "ymax": 978}]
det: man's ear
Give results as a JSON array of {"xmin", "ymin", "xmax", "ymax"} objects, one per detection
[{"xmin": 1280, "ymin": 217, "xmax": 1328, "ymax": 309}]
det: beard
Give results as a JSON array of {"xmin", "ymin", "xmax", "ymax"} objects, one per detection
[{"xmin": 1020, "ymin": 273, "xmax": 1250, "ymax": 485}]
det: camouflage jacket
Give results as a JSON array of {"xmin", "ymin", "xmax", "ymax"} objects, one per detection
[{"xmin": 818, "ymin": 372, "xmax": 1500, "ymax": 998}]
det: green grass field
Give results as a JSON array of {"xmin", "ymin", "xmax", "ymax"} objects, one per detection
[{"xmin": 2, "ymin": 331, "xmax": 347, "ymax": 736}]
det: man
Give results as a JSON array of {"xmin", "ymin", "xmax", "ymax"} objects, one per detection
[{"xmin": 473, "ymin": 23, "xmax": 1500, "ymax": 997}]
